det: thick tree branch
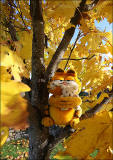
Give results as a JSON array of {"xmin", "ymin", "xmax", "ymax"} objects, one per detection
[
  {"xmin": 45, "ymin": 126, "xmax": 73, "ymax": 160},
  {"xmin": 45, "ymin": 27, "xmax": 75, "ymax": 79},
  {"xmin": 31, "ymin": 0, "xmax": 46, "ymax": 107},
  {"xmin": 80, "ymin": 89, "xmax": 113, "ymax": 120},
  {"xmin": 4, "ymin": 19, "xmax": 18, "ymax": 41},
  {"xmin": 45, "ymin": 0, "xmax": 87, "ymax": 79},
  {"xmin": 45, "ymin": 0, "xmax": 99, "ymax": 79}
]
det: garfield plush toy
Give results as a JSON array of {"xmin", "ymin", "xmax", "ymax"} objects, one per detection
[{"xmin": 42, "ymin": 68, "xmax": 82, "ymax": 128}]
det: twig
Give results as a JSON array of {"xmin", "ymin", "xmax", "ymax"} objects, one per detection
[
  {"xmin": 17, "ymin": 0, "xmax": 28, "ymax": 29},
  {"xmin": 64, "ymin": 31, "xmax": 81, "ymax": 70},
  {"xmin": 11, "ymin": 0, "xmax": 28, "ymax": 29},
  {"xmin": 4, "ymin": 18, "xmax": 18, "ymax": 41},
  {"xmin": 62, "ymin": 54, "xmax": 95, "ymax": 61}
]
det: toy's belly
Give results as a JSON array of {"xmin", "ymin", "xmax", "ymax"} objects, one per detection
[{"xmin": 50, "ymin": 107, "xmax": 75, "ymax": 125}]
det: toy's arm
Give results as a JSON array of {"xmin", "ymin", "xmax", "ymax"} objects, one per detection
[
  {"xmin": 74, "ymin": 105, "xmax": 82, "ymax": 118},
  {"xmin": 70, "ymin": 106, "xmax": 82, "ymax": 128},
  {"xmin": 41, "ymin": 105, "xmax": 54, "ymax": 127}
]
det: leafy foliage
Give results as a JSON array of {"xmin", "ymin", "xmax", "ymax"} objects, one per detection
[
  {"xmin": 0, "ymin": 0, "xmax": 113, "ymax": 159},
  {"xmin": 55, "ymin": 111, "xmax": 112, "ymax": 159}
]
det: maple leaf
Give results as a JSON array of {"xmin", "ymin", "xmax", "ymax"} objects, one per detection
[{"xmin": 55, "ymin": 111, "xmax": 112, "ymax": 159}]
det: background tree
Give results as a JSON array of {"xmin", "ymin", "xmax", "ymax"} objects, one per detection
[{"xmin": 0, "ymin": 0, "xmax": 113, "ymax": 159}]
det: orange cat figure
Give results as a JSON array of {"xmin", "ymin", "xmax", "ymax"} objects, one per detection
[{"xmin": 42, "ymin": 69, "xmax": 82, "ymax": 128}]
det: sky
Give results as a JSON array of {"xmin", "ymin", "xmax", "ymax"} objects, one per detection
[{"xmin": 94, "ymin": 18, "xmax": 112, "ymax": 32}]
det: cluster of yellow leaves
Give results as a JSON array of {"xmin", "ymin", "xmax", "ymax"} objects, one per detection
[
  {"xmin": 44, "ymin": 0, "xmax": 80, "ymax": 19},
  {"xmin": 91, "ymin": 76, "xmax": 113, "ymax": 96},
  {"xmin": 81, "ymin": 92, "xmax": 112, "ymax": 113},
  {"xmin": 43, "ymin": 0, "xmax": 80, "ymax": 65},
  {"xmin": 0, "ymin": 1, "xmax": 12, "ymax": 19},
  {"xmin": 1, "ymin": 45, "xmax": 29, "ymax": 80},
  {"xmin": 0, "ymin": 0, "xmax": 31, "ymax": 33},
  {"xmin": 55, "ymin": 111, "xmax": 113, "ymax": 159},
  {"xmin": 16, "ymin": 32, "xmax": 32, "ymax": 60},
  {"xmin": 0, "ymin": 66, "xmax": 30, "ymax": 147},
  {"xmin": 96, "ymin": 0, "xmax": 113, "ymax": 23}
]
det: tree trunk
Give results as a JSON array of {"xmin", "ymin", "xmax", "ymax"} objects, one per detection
[{"xmin": 29, "ymin": 0, "xmax": 49, "ymax": 159}]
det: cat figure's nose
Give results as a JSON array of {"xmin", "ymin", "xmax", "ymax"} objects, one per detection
[{"xmin": 62, "ymin": 81, "xmax": 67, "ymax": 85}]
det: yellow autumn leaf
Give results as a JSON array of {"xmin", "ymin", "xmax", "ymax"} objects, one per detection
[
  {"xmin": 1, "ymin": 95, "xmax": 29, "ymax": 129},
  {"xmin": 45, "ymin": 0, "xmax": 80, "ymax": 18},
  {"xmin": 1, "ymin": 81, "xmax": 30, "ymax": 96},
  {"xmin": 94, "ymin": 125, "xmax": 112, "ymax": 160},
  {"xmin": 1, "ymin": 80, "xmax": 30, "ymax": 129},
  {"xmin": 19, "ymin": 32, "xmax": 32, "ymax": 60},
  {"xmin": 55, "ymin": 111, "xmax": 112, "ymax": 159},
  {"xmin": 0, "ymin": 66, "xmax": 11, "ymax": 82},
  {"xmin": 97, "ymin": 0, "xmax": 113, "ymax": 23},
  {"xmin": 1, "ymin": 45, "xmax": 29, "ymax": 80}
]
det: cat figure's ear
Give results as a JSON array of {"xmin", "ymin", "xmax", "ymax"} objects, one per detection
[
  {"xmin": 67, "ymin": 69, "xmax": 75, "ymax": 74},
  {"xmin": 56, "ymin": 68, "xmax": 64, "ymax": 73},
  {"xmin": 66, "ymin": 69, "xmax": 77, "ymax": 77}
]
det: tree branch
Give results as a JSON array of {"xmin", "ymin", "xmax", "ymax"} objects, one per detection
[
  {"xmin": 45, "ymin": 0, "xmax": 99, "ymax": 80},
  {"xmin": 45, "ymin": 0, "xmax": 87, "ymax": 79},
  {"xmin": 64, "ymin": 31, "xmax": 81, "ymax": 70},
  {"xmin": 45, "ymin": 126, "xmax": 73, "ymax": 160},
  {"xmin": 80, "ymin": 88, "xmax": 113, "ymax": 120},
  {"xmin": 4, "ymin": 18, "xmax": 18, "ymax": 41},
  {"xmin": 31, "ymin": 0, "xmax": 45, "ymax": 107},
  {"xmin": 9, "ymin": 0, "xmax": 28, "ymax": 29},
  {"xmin": 4, "ymin": 1, "xmax": 18, "ymax": 41},
  {"xmin": 16, "ymin": 0, "xmax": 28, "ymax": 29},
  {"xmin": 62, "ymin": 54, "xmax": 95, "ymax": 61},
  {"xmin": 45, "ymin": 1, "xmax": 101, "ymax": 158},
  {"xmin": 29, "ymin": 1, "xmax": 50, "ymax": 159}
]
